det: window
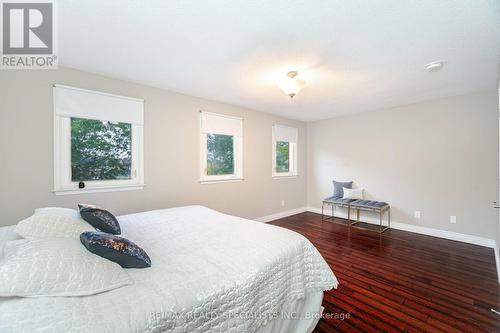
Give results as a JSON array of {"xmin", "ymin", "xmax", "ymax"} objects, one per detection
[
  {"xmin": 275, "ymin": 141, "xmax": 290, "ymax": 173},
  {"xmin": 200, "ymin": 111, "xmax": 243, "ymax": 182},
  {"xmin": 71, "ymin": 118, "xmax": 132, "ymax": 181},
  {"xmin": 207, "ymin": 134, "xmax": 234, "ymax": 175},
  {"xmin": 54, "ymin": 85, "xmax": 144, "ymax": 194},
  {"xmin": 272, "ymin": 125, "xmax": 298, "ymax": 177}
]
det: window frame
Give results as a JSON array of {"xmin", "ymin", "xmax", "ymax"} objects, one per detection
[
  {"xmin": 199, "ymin": 112, "xmax": 243, "ymax": 183},
  {"xmin": 53, "ymin": 85, "xmax": 145, "ymax": 195},
  {"xmin": 272, "ymin": 125, "xmax": 298, "ymax": 178}
]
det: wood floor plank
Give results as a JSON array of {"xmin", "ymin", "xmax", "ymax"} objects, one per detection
[{"xmin": 270, "ymin": 212, "xmax": 500, "ymax": 333}]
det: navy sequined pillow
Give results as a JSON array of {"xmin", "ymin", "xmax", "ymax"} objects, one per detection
[
  {"xmin": 80, "ymin": 231, "xmax": 151, "ymax": 269},
  {"xmin": 78, "ymin": 204, "xmax": 121, "ymax": 235}
]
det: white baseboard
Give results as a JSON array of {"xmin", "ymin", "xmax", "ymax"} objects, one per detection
[
  {"xmin": 307, "ymin": 206, "xmax": 496, "ymax": 249},
  {"xmin": 255, "ymin": 207, "xmax": 307, "ymax": 223},
  {"xmin": 495, "ymin": 242, "xmax": 500, "ymax": 283}
]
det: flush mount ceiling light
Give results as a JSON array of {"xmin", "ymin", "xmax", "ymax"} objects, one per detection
[
  {"xmin": 425, "ymin": 61, "xmax": 444, "ymax": 72},
  {"xmin": 278, "ymin": 71, "xmax": 306, "ymax": 98}
]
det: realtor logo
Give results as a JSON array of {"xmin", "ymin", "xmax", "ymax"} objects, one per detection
[{"xmin": 1, "ymin": 0, "xmax": 57, "ymax": 69}]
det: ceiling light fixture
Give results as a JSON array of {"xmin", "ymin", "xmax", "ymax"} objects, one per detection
[
  {"xmin": 278, "ymin": 71, "xmax": 306, "ymax": 98},
  {"xmin": 425, "ymin": 61, "xmax": 444, "ymax": 72}
]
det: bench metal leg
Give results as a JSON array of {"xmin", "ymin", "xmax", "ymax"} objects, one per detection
[
  {"xmin": 377, "ymin": 208, "xmax": 389, "ymax": 233},
  {"xmin": 321, "ymin": 203, "xmax": 337, "ymax": 224},
  {"xmin": 387, "ymin": 207, "xmax": 391, "ymax": 229},
  {"xmin": 351, "ymin": 208, "xmax": 360, "ymax": 226}
]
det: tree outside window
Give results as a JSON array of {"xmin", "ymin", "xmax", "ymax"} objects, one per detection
[
  {"xmin": 71, "ymin": 118, "xmax": 132, "ymax": 181},
  {"xmin": 206, "ymin": 133, "xmax": 234, "ymax": 175},
  {"xmin": 275, "ymin": 141, "xmax": 290, "ymax": 173}
]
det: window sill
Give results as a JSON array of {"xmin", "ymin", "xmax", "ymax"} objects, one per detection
[
  {"xmin": 272, "ymin": 175, "xmax": 298, "ymax": 179},
  {"xmin": 199, "ymin": 178, "xmax": 244, "ymax": 185},
  {"xmin": 53, "ymin": 184, "xmax": 145, "ymax": 195}
]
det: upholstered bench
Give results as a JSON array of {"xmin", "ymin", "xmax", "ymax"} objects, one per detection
[
  {"xmin": 322, "ymin": 197, "xmax": 390, "ymax": 233},
  {"xmin": 321, "ymin": 196, "xmax": 355, "ymax": 224}
]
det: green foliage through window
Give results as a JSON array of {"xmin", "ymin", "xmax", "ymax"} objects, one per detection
[
  {"xmin": 71, "ymin": 118, "xmax": 132, "ymax": 181},
  {"xmin": 207, "ymin": 134, "xmax": 234, "ymax": 175},
  {"xmin": 276, "ymin": 141, "xmax": 290, "ymax": 173}
]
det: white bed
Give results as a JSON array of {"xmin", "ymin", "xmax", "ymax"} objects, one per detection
[{"xmin": 0, "ymin": 205, "xmax": 338, "ymax": 333}]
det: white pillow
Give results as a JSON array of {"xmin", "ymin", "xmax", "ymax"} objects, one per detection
[
  {"xmin": 15, "ymin": 207, "xmax": 94, "ymax": 240},
  {"xmin": 0, "ymin": 238, "xmax": 133, "ymax": 297},
  {"xmin": 0, "ymin": 226, "xmax": 20, "ymax": 258},
  {"xmin": 343, "ymin": 187, "xmax": 363, "ymax": 199}
]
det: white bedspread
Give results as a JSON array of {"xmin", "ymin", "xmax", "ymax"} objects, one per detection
[{"xmin": 0, "ymin": 206, "xmax": 337, "ymax": 333}]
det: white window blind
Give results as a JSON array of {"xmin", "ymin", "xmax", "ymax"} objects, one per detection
[
  {"xmin": 54, "ymin": 85, "xmax": 144, "ymax": 125},
  {"xmin": 200, "ymin": 111, "xmax": 242, "ymax": 137},
  {"xmin": 53, "ymin": 84, "xmax": 145, "ymax": 195},
  {"xmin": 273, "ymin": 125, "xmax": 298, "ymax": 143}
]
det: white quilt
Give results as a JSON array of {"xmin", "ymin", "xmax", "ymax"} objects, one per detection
[{"xmin": 0, "ymin": 206, "xmax": 338, "ymax": 333}]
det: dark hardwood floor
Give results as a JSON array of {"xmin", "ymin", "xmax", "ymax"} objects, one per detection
[{"xmin": 269, "ymin": 212, "xmax": 500, "ymax": 333}]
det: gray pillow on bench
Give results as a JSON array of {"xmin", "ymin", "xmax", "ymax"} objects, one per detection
[{"xmin": 333, "ymin": 180, "xmax": 353, "ymax": 198}]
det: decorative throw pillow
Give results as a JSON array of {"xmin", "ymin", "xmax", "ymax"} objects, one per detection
[
  {"xmin": 0, "ymin": 238, "xmax": 133, "ymax": 297},
  {"xmin": 343, "ymin": 187, "xmax": 364, "ymax": 200},
  {"xmin": 78, "ymin": 204, "xmax": 121, "ymax": 235},
  {"xmin": 80, "ymin": 231, "xmax": 151, "ymax": 269},
  {"xmin": 333, "ymin": 180, "xmax": 353, "ymax": 198},
  {"xmin": 15, "ymin": 207, "xmax": 94, "ymax": 240}
]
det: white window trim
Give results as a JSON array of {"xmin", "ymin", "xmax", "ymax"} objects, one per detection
[
  {"xmin": 272, "ymin": 125, "xmax": 298, "ymax": 178},
  {"xmin": 53, "ymin": 85, "xmax": 145, "ymax": 195},
  {"xmin": 199, "ymin": 111, "xmax": 243, "ymax": 183}
]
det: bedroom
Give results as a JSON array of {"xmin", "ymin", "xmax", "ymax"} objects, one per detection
[{"xmin": 0, "ymin": 0, "xmax": 499, "ymax": 332}]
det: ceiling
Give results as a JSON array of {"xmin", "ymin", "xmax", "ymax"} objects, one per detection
[{"xmin": 59, "ymin": 0, "xmax": 500, "ymax": 121}]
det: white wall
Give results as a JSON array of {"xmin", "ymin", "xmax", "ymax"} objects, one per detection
[
  {"xmin": 0, "ymin": 67, "xmax": 307, "ymax": 226},
  {"xmin": 307, "ymin": 91, "xmax": 498, "ymax": 239},
  {"xmin": 1, "ymin": 67, "xmax": 498, "ymax": 244}
]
